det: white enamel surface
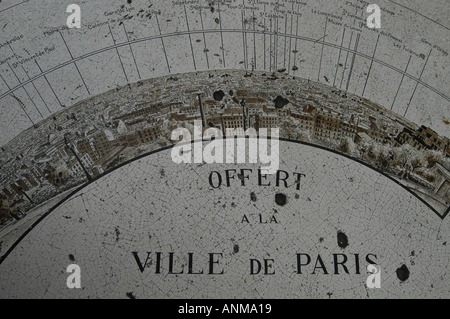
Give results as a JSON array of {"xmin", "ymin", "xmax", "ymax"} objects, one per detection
[
  {"xmin": 0, "ymin": 140, "xmax": 448, "ymax": 298},
  {"xmin": 0, "ymin": 0, "xmax": 449, "ymax": 146}
]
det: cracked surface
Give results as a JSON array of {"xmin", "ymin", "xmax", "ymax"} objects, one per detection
[{"xmin": 0, "ymin": 140, "xmax": 448, "ymax": 298}]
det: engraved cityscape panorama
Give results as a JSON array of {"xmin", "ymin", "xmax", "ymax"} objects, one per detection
[{"xmin": 0, "ymin": 70, "xmax": 449, "ymax": 228}]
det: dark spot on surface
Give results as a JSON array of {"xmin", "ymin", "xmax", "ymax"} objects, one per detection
[
  {"xmin": 324, "ymin": 76, "xmax": 329, "ymax": 82},
  {"xmin": 215, "ymin": 17, "xmax": 220, "ymax": 24},
  {"xmin": 126, "ymin": 292, "xmax": 136, "ymax": 299},
  {"xmin": 337, "ymin": 231, "xmax": 348, "ymax": 249},
  {"xmin": 292, "ymin": 65, "xmax": 298, "ymax": 71},
  {"xmin": 229, "ymin": 90, "xmax": 234, "ymax": 96},
  {"xmin": 275, "ymin": 193, "xmax": 287, "ymax": 206},
  {"xmin": 213, "ymin": 90, "xmax": 225, "ymax": 101},
  {"xmin": 250, "ymin": 192, "xmax": 257, "ymax": 202},
  {"xmin": 69, "ymin": 254, "xmax": 75, "ymax": 262},
  {"xmin": 397, "ymin": 264, "xmax": 410, "ymax": 281},
  {"xmin": 273, "ymin": 96, "xmax": 289, "ymax": 109},
  {"xmin": 319, "ymin": 237, "xmax": 324, "ymax": 243},
  {"xmin": 233, "ymin": 244, "xmax": 239, "ymax": 254},
  {"xmin": 419, "ymin": 53, "xmax": 426, "ymax": 60},
  {"xmin": 294, "ymin": 194, "xmax": 299, "ymax": 199},
  {"xmin": 277, "ymin": 68, "xmax": 286, "ymax": 73},
  {"xmin": 115, "ymin": 227, "xmax": 120, "ymax": 242}
]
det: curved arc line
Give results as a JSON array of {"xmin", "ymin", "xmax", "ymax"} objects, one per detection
[
  {"xmin": 0, "ymin": 137, "xmax": 447, "ymax": 266},
  {"xmin": 0, "ymin": 28, "xmax": 449, "ymax": 103}
]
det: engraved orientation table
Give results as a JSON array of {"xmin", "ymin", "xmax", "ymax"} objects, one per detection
[
  {"xmin": 0, "ymin": 0, "xmax": 449, "ymax": 299},
  {"xmin": 1, "ymin": 140, "xmax": 449, "ymax": 298}
]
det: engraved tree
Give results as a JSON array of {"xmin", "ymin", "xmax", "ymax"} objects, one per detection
[
  {"xmin": 392, "ymin": 145, "xmax": 413, "ymax": 176},
  {"xmin": 280, "ymin": 118, "xmax": 295, "ymax": 140},
  {"xmin": 280, "ymin": 118, "xmax": 308, "ymax": 141},
  {"xmin": 337, "ymin": 138, "xmax": 350, "ymax": 155},
  {"xmin": 425, "ymin": 151, "xmax": 442, "ymax": 169},
  {"xmin": 366, "ymin": 144, "xmax": 378, "ymax": 161},
  {"xmin": 377, "ymin": 150, "xmax": 390, "ymax": 171},
  {"xmin": 0, "ymin": 200, "xmax": 9, "ymax": 224},
  {"xmin": 0, "ymin": 200, "xmax": 20, "ymax": 224},
  {"xmin": 396, "ymin": 152, "xmax": 409, "ymax": 169},
  {"xmin": 411, "ymin": 157, "xmax": 423, "ymax": 172}
]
